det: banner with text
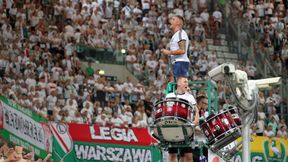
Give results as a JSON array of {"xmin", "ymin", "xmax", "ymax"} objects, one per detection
[
  {"xmin": 0, "ymin": 96, "xmax": 52, "ymax": 159},
  {"xmin": 208, "ymin": 136, "xmax": 288, "ymax": 162},
  {"xmin": 50, "ymin": 122, "xmax": 161, "ymax": 162}
]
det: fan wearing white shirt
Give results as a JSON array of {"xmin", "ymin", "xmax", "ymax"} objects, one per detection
[
  {"xmin": 63, "ymin": 99, "xmax": 78, "ymax": 118},
  {"xmin": 73, "ymin": 111, "xmax": 84, "ymax": 124},
  {"xmin": 212, "ymin": 7, "xmax": 222, "ymax": 30},
  {"xmin": 277, "ymin": 126, "xmax": 288, "ymax": 138},
  {"xmin": 264, "ymin": 125, "xmax": 275, "ymax": 137},
  {"xmin": 95, "ymin": 112, "xmax": 109, "ymax": 126},
  {"xmin": 165, "ymin": 76, "xmax": 199, "ymax": 162},
  {"xmin": 46, "ymin": 91, "xmax": 57, "ymax": 112},
  {"xmin": 161, "ymin": 14, "xmax": 190, "ymax": 80},
  {"xmin": 93, "ymin": 101, "xmax": 103, "ymax": 115},
  {"xmin": 25, "ymin": 73, "xmax": 37, "ymax": 90},
  {"xmin": 110, "ymin": 112, "xmax": 124, "ymax": 127}
]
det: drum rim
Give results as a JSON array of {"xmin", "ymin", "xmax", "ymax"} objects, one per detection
[
  {"xmin": 207, "ymin": 127, "xmax": 241, "ymax": 145},
  {"xmin": 154, "ymin": 116, "xmax": 193, "ymax": 126},
  {"xmin": 153, "ymin": 97, "xmax": 193, "ymax": 108},
  {"xmin": 201, "ymin": 107, "xmax": 241, "ymax": 124}
]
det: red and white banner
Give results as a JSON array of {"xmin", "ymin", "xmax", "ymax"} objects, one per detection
[
  {"xmin": 49, "ymin": 122, "xmax": 161, "ymax": 162},
  {"xmin": 68, "ymin": 123, "xmax": 158, "ymax": 146}
]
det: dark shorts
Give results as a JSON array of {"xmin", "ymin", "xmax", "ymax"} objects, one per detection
[
  {"xmin": 173, "ymin": 61, "xmax": 190, "ymax": 78},
  {"xmin": 168, "ymin": 147, "xmax": 193, "ymax": 156}
]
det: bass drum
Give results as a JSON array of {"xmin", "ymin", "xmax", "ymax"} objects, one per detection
[
  {"xmin": 152, "ymin": 97, "xmax": 195, "ymax": 143},
  {"xmin": 200, "ymin": 105, "xmax": 242, "ymax": 152}
]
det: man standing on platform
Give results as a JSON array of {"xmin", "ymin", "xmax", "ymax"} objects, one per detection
[{"xmin": 162, "ymin": 14, "xmax": 190, "ymax": 80}]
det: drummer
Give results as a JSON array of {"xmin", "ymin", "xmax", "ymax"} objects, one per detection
[
  {"xmin": 196, "ymin": 95, "xmax": 209, "ymax": 119},
  {"xmin": 193, "ymin": 95, "xmax": 209, "ymax": 162},
  {"xmin": 166, "ymin": 76, "xmax": 199, "ymax": 162}
]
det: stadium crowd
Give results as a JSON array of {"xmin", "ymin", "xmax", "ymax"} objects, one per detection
[
  {"xmin": 0, "ymin": 0, "xmax": 287, "ymax": 160},
  {"xmin": 0, "ymin": 137, "xmax": 52, "ymax": 162},
  {"xmin": 231, "ymin": 0, "xmax": 288, "ymax": 75}
]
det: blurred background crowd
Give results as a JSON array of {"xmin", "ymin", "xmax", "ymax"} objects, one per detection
[{"xmin": 0, "ymin": 0, "xmax": 288, "ymax": 160}]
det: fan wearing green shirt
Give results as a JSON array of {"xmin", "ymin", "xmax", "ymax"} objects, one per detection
[{"xmin": 85, "ymin": 62, "xmax": 94, "ymax": 76}]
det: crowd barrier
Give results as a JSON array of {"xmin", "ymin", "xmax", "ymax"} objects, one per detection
[{"xmin": 77, "ymin": 44, "xmax": 125, "ymax": 65}]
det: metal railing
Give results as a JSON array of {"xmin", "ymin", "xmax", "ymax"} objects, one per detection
[
  {"xmin": 165, "ymin": 80, "xmax": 218, "ymax": 114},
  {"xmin": 77, "ymin": 44, "xmax": 126, "ymax": 65}
]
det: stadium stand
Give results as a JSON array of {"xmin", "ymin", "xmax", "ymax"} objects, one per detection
[{"xmin": 0, "ymin": 0, "xmax": 287, "ymax": 161}]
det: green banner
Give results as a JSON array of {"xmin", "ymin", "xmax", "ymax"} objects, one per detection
[
  {"xmin": 0, "ymin": 96, "xmax": 52, "ymax": 159},
  {"xmin": 60, "ymin": 142, "xmax": 161, "ymax": 162}
]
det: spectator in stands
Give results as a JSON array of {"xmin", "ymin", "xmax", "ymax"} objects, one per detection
[
  {"xmin": 256, "ymin": 106, "xmax": 266, "ymax": 136},
  {"xmin": 121, "ymin": 105, "xmax": 133, "ymax": 127},
  {"xmin": 196, "ymin": 55, "xmax": 208, "ymax": 77},
  {"xmin": 265, "ymin": 92, "xmax": 277, "ymax": 114},
  {"xmin": 134, "ymin": 100, "xmax": 148, "ymax": 126},
  {"xmin": 110, "ymin": 111, "xmax": 124, "ymax": 127},
  {"xmin": 207, "ymin": 57, "xmax": 219, "ymax": 70},
  {"xmin": 255, "ymin": 0, "xmax": 265, "ymax": 18},
  {"xmin": 46, "ymin": 91, "xmax": 57, "ymax": 115},
  {"xmin": 125, "ymin": 51, "xmax": 137, "ymax": 72},
  {"xmin": 250, "ymin": 124, "xmax": 258, "ymax": 136},
  {"xmin": 0, "ymin": 141, "xmax": 9, "ymax": 158},
  {"xmin": 278, "ymin": 118, "xmax": 288, "ymax": 130},
  {"xmin": 63, "ymin": 99, "xmax": 77, "ymax": 118},
  {"xmin": 212, "ymin": 7, "xmax": 222, "ymax": 32},
  {"xmin": 85, "ymin": 62, "xmax": 94, "ymax": 77},
  {"xmin": 264, "ymin": 125, "xmax": 275, "ymax": 137},
  {"xmin": 3, "ymin": 148, "xmax": 18, "ymax": 162},
  {"xmin": 258, "ymin": 91, "xmax": 265, "ymax": 107},
  {"xmin": 72, "ymin": 111, "xmax": 84, "ymax": 124},
  {"xmin": 93, "ymin": 100, "xmax": 103, "ymax": 116},
  {"xmin": 245, "ymin": 61, "xmax": 257, "ymax": 79},
  {"xmin": 268, "ymin": 116, "xmax": 278, "ymax": 135},
  {"xmin": 95, "ymin": 112, "xmax": 109, "ymax": 126},
  {"xmin": 277, "ymin": 126, "xmax": 288, "ymax": 138}
]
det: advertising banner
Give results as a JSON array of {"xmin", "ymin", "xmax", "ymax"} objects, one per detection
[
  {"xmin": 208, "ymin": 136, "xmax": 288, "ymax": 162},
  {"xmin": 50, "ymin": 122, "xmax": 162, "ymax": 162},
  {"xmin": 0, "ymin": 96, "xmax": 52, "ymax": 159}
]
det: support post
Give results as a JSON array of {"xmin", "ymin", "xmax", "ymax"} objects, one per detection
[{"xmin": 242, "ymin": 112, "xmax": 253, "ymax": 162}]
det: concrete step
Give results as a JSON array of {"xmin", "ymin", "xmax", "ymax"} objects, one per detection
[
  {"xmin": 206, "ymin": 39, "xmax": 228, "ymax": 46},
  {"xmin": 208, "ymin": 45, "xmax": 229, "ymax": 52},
  {"xmin": 219, "ymin": 34, "xmax": 226, "ymax": 39},
  {"xmin": 217, "ymin": 57, "xmax": 239, "ymax": 64},
  {"xmin": 222, "ymin": 52, "xmax": 238, "ymax": 59},
  {"xmin": 221, "ymin": 40, "xmax": 228, "ymax": 46},
  {"xmin": 206, "ymin": 39, "xmax": 214, "ymax": 44}
]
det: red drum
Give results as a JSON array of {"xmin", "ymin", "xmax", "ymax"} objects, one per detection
[
  {"xmin": 200, "ymin": 105, "xmax": 242, "ymax": 151},
  {"xmin": 154, "ymin": 97, "xmax": 193, "ymax": 123},
  {"xmin": 152, "ymin": 97, "xmax": 195, "ymax": 143}
]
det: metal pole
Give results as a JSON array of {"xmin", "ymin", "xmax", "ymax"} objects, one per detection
[{"xmin": 242, "ymin": 112, "xmax": 253, "ymax": 162}]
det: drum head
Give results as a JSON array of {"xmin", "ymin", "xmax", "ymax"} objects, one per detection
[
  {"xmin": 200, "ymin": 109, "xmax": 242, "ymax": 145},
  {"xmin": 153, "ymin": 117, "xmax": 194, "ymax": 142}
]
